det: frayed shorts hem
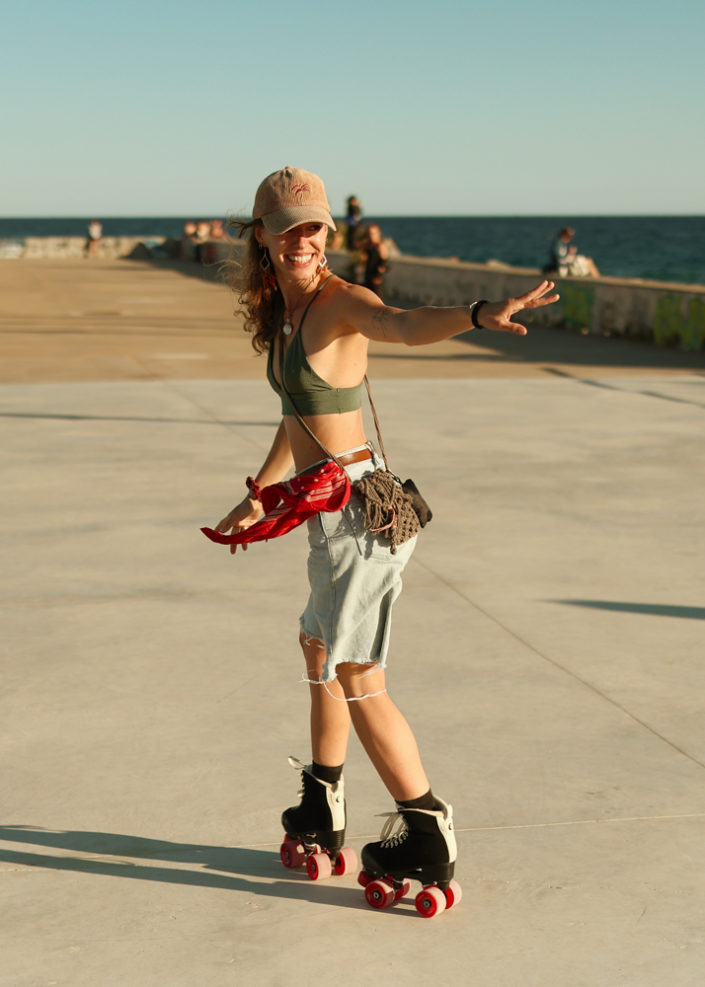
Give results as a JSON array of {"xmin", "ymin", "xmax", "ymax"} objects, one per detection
[{"xmin": 298, "ymin": 617, "xmax": 387, "ymax": 683}]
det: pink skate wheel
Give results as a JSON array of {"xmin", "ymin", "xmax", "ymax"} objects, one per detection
[
  {"xmin": 444, "ymin": 880, "xmax": 463, "ymax": 909},
  {"xmin": 357, "ymin": 870, "xmax": 372, "ymax": 888},
  {"xmin": 394, "ymin": 880, "xmax": 411, "ymax": 901},
  {"xmin": 333, "ymin": 847, "xmax": 358, "ymax": 876},
  {"xmin": 280, "ymin": 839, "xmax": 305, "ymax": 869},
  {"xmin": 306, "ymin": 852, "xmax": 333, "ymax": 881},
  {"xmin": 365, "ymin": 879, "xmax": 395, "ymax": 910},
  {"xmin": 415, "ymin": 885, "xmax": 447, "ymax": 918}
]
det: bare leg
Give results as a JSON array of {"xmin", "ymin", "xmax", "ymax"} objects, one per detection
[
  {"xmin": 299, "ymin": 630, "xmax": 351, "ymax": 765},
  {"xmin": 336, "ymin": 661, "xmax": 430, "ymax": 802}
]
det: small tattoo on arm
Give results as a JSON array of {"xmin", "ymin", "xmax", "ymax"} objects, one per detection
[{"xmin": 371, "ymin": 307, "xmax": 390, "ymax": 338}]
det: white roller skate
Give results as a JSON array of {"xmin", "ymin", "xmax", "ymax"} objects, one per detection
[
  {"xmin": 358, "ymin": 797, "xmax": 461, "ymax": 917},
  {"xmin": 279, "ymin": 757, "xmax": 358, "ymax": 881}
]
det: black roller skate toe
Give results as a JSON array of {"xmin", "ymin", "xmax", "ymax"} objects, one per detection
[{"xmin": 358, "ymin": 797, "xmax": 461, "ymax": 916}]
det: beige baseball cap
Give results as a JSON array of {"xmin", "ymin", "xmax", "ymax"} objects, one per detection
[{"xmin": 253, "ymin": 166, "xmax": 337, "ymax": 234}]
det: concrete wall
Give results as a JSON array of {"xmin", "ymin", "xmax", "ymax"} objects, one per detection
[
  {"xmin": 6, "ymin": 235, "xmax": 704, "ymax": 350},
  {"xmin": 2, "ymin": 236, "xmax": 170, "ymax": 260},
  {"xmin": 325, "ymin": 251, "xmax": 705, "ymax": 352},
  {"xmin": 218, "ymin": 240, "xmax": 705, "ymax": 351}
]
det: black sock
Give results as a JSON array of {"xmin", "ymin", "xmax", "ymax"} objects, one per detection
[
  {"xmin": 397, "ymin": 789, "xmax": 435, "ymax": 811},
  {"xmin": 311, "ymin": 761, "xmax": 344, "ymax": 784}
]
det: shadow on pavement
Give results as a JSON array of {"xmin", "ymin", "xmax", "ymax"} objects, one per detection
[
  {"xmin": 0, "ymin": 825, "xmax": 422, "ymax": 917},
  {"xmin": 0, "ymin": 825, "xmax": 374, "ymax": 911},
  {"xmin": 460, "ymin": 325, "xmax": 705, "ymax": 372},
  {"xmin": 550, "ymin": 600, "xmax": 705, "ymax": 621},
  {"xmin": 0, "ymin": 411, "xmax": 278, "ymax": 426}
]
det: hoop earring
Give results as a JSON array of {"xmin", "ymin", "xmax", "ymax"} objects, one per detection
[
  {"xmin": 317, "ymin": 254, "xmax": 328, "ymax": 272},
  {"xmin": 259, "ymin": 250, "xmax": 271, "ymax": 272}
]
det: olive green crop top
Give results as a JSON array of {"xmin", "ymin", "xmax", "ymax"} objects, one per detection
[{"xmin": 266, "ymin": 284, "xmax": 362, "ymax": 416}]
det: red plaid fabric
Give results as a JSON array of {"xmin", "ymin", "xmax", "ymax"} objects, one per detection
[{"xmin": 201, "ymin": 460, "xmax": 351, "ymax": 547}]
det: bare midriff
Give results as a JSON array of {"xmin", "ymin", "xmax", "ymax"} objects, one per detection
[{"xmin": 284, "ymin": 408, "xmax": 368, "ymax": 473}]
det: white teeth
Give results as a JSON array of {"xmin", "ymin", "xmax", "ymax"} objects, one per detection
[{"xmin": 288, "ymin": 254, "xmax": 313, "ymax": 263}]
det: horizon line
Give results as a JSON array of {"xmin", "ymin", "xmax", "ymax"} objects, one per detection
[{"xmin": 1, "ymin": 212, "xmax": 704, "ymax": 221}]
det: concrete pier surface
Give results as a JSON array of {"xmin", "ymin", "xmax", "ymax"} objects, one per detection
[{"xmin": 2, "ymin": 259, "xmax": 704, "ymax": 986}]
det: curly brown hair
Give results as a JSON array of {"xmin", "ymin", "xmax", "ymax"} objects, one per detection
[{"xmin": 225, "ymin": 219, "xmax": 283, "ymax": 353}]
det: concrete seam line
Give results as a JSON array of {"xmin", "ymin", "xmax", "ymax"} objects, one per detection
[
  {"xmin": 411, "ymin": 555, "xmax": 705, "ymax": 773},
  {"xmin": 235, "ymin": 812, "xmax": 705, "ymax": 850}
]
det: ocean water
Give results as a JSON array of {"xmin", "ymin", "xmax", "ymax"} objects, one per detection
[
  {"xmin": 1, "ymin": 215, "xmax": 703, "ymax": 286},
  {"xmin": 371, "ymin": 216, "xmax": 705, "ymax": 286}
]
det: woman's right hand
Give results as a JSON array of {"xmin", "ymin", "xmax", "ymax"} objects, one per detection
[{"xmin": 214, "ymin": 496, "xmax": 264, "ymax": 555}]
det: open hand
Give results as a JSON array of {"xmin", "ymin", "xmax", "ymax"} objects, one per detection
[
  {"xmin": 214, "ymin": 497, "xmax": 263, "ymax": 555},
  {"xmin": 479, "ymin": 281, "xmax": 559, "ymax": 335}
]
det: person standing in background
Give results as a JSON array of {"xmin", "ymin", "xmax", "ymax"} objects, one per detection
[
  {"xmin": 345, "ymin": 195, "xmax": 362, "ymax": 250},
  {"xmin": 362, "ymin": 223, "xmax": 389, "ymax": 297}
]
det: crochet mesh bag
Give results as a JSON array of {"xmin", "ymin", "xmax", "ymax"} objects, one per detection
[{"xmin": 353, "ymin": 470, "xmax": 423, "ymax": 554}]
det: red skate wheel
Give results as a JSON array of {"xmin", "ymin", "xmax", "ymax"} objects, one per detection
[
  {"xmin": 444, "ymin": 880, "xmax": 463, "ymax": 909},
  {"xmin": 415, "ymin": 886, "xmax": 447, "ymax": 918},
  {"xmin": 394, "ymin": 880, "xmax": 411, "ymax": 901},
  {"xmin": 357, "ymin": 870, "xmax": 373, "ymax": 888},
  {"xmin": 306, "ymin": 852, "xmax": 333, "ymax": 881},
  {"xmin": 280, "ymin": 839, "xmax": 305, "ymax": 869},
  {"xmin": 333, "ymin": 847, "xmax": 358, "ymax": 876},
  {"xmin": 365, "ymin": 879, "xmax": 395, "ymax": 910}
]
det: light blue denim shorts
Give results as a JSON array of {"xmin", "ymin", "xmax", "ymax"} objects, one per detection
[{"xmin": 299, "ymin": 444, "xmax": 417, "ymax": 683}]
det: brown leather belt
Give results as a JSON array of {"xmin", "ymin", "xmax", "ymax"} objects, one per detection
[{"xmin": 337, "ymin": 448, "xmax": 373, "ymax": 468}]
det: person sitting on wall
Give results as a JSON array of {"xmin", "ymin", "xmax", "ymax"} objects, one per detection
[
  {"xmin": 85, "ymin": 219, "xmax": 103, "ymax": 258},
  {"xmin": 194, "ymin": 220, "xmax": 212, "ymax": 263},
  {"xmin": 180, "ymin": 221, "xmax": 198, "ymax": 261},
  {"xmin": 544, "ymin": 227, "xmax": 599, "ymax": 277}
]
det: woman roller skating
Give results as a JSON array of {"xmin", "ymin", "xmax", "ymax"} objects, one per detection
[{"xmin": 203, "ymin": 167, "xmax": 558, "ymax": 916}]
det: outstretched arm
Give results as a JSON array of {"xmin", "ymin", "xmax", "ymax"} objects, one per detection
[
  {"xmin": 214, "ymin": 420, "xmax": 294, "ymax": 555},
  {"xmin": 353, "ymin": 281, "xmax": 559, "ymax": 346}
]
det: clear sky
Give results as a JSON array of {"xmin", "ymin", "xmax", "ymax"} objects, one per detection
[{"xmin": 3, "ymin": 0, "xmax": 704, "ymax": 217}]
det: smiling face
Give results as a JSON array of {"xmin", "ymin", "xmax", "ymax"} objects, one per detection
[{"xmin": 256, "ymin": 221, "xmax": 328, "ymax": 283}]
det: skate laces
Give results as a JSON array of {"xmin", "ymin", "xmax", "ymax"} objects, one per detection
[
  {"xmin": 288, "ymin": 756, "xmax": 308, "ymax": 772},
  {"xmin": 376, "ymin": 811, "xmax": 409, "ymax": 848},
  {"xmin": 287, "ymin": 755, "xmax": 311, "ymax": 799}
]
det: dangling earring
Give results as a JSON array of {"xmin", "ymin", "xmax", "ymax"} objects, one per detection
[
  {"xmin": 260, "ymin": 249, "xmax": 278, "ymax": 291},
  {"xmin": 317, "ymin": 254, "xmax": 328, "ymax": 272}
]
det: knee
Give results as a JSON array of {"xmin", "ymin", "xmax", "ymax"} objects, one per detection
[{"xmin": 336, "ymin": 661, "xmax": 386, "ymax": 701}]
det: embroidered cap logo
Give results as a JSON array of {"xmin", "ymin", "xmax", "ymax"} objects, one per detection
[{"xmin": 291, "ymin": 183, "xmax": 311, "ymax": 203}]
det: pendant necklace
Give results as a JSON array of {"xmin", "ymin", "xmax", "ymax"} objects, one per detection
[
  {"xmin": 282, "ymin": 291, "xmax": 306, "ymax": 336},
  {"xmin": 282, "ymin": 296, "xmax": 300, "ymax": 336},
  {"xmin": 282, "ymin": 274, "xmax": 332, "ymax": 337}
]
